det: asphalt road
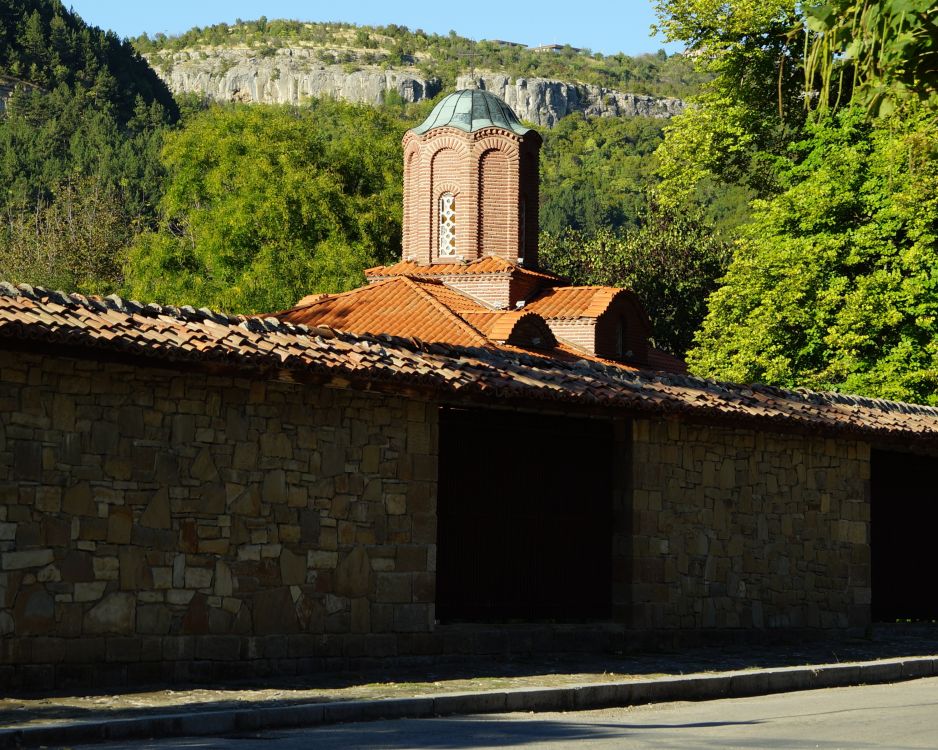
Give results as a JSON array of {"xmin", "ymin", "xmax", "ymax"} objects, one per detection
[{"xmin": 70, "ymin": 676, "xmax": 938, "ymax": 749}]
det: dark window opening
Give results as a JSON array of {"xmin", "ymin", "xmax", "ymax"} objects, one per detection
[{"xmin": 436, "ymin": 407, "xmax": 614, "ymax": 622}]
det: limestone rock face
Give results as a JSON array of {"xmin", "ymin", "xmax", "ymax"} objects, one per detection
[
  {"xmin": 144, "ymin": 49, "xmax": 684, "ymax": 126},
  {"xmin": 148, "ymin": 48, "xmax": 441, "ymax": 107},
  {"xmin": 458, "ymin": 74, "xmax": 685, "ymax": 126}
]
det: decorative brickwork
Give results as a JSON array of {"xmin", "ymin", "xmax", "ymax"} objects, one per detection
[{"xmin": 401, "ymin": 122, "xmax": 541, "ymax": 281}]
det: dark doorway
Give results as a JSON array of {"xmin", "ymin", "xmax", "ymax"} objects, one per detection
[
  {"xmin": 436, "ymin": 407, "xmax": 614, "ymax": 622},
  {"xmin": 871, "ymin": 449, "xmax": 938, "ymax": 621}
]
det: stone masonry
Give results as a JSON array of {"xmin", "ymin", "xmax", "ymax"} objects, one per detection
[
  {"xmin": 0, "ymin": 344, "xmax": 878, "ymax": 690},
  {"xmin": 0, "ymin": 350, "xmax": 437, "ymax": 690},
  {"xmin": 628, "ymin": 419, "xmax": 870, "ymax": 634}
]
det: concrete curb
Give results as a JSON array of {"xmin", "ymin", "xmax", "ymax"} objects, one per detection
[{"xmin": 1, "ymin": 655, "xmax": 936, "ymax": 748}]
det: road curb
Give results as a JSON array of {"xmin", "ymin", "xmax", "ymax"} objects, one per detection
[{"xmin": 1, "ymin": 655, "xmax": 936, "ymax": 748}]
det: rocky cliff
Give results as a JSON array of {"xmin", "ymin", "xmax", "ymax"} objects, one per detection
[
  {"xmin": 460, "ymin": 74, "xmax": 684, "ymax": 126},
  {"xmin": 146, "ymin": 48, "xmax": 685, "ymax": 126},
  {"xmin": 148, "ymin": 48, "xmax": 440, "ymax": 107}
]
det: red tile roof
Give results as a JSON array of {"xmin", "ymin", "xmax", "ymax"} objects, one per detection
[
  {"xmin": 525, "ymin": 286, "xmax": 645, "ymax": 321},
  {"xmin": 2, "ymin": 282, "xmax": 938, "ymax": 444},
  {"xmin": 279, "ymin": 277, "xmax": 489, "ymax": 348},
  {"xmin": 278, "ymin": 276, "xmax": 563, "ymax": 354},
  {"xmin": 365, "ymin": 257, "xmax": 562, "ymax": 283}
]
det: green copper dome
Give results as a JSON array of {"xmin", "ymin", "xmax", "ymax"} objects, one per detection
[{"xmin": 411, "ymin": 89, "xmax": 532, "ymax": 136}]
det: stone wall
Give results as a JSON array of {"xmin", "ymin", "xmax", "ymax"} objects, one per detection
[
  {"xmin": 628, "ymin": 419, "xmax": 871, "ymax": 634},
  {"xmin": 0, "ymin": 346, "xmax": 880, "ymax": 689},
  {"xmin": 0, "ymin": 350, "xmax": 438, "ymax": 689}
]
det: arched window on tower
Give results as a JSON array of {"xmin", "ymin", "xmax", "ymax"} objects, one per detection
[
  {"xmin": 439, "ymin": 192, "xmax": 457, "ymax": 257},
  {"xmin": 518, "ymin": 198, "xmax": 526, "ymax": 264}
]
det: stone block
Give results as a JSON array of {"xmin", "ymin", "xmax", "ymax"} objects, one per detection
[
  {"xmin": 351, "ymin": 597, "xmax": 370, "ymax": 633},
  {"xmin": 107, "ymin": 506, "xmax": 133, "ymax": 544},
  {"xmin": 2, "ymin": 548, "xmax": 54, "ymax": 570},
  {"xmin": 191, "ymin": 447, "xmax": 219, "ymax": 482},
  {"xmin": 106, "ymin": 637, "xmax": 141, "ymax": 663},
  {"xmin": 74, "ymin": 581, "xmax": 108, "ymax": 602},
  {"xmin": 214, "ymin": 561, "xmax": 233, "ymax": 597},
  {"xmin": 308, "ymin": 550, "xmax": 337, "ymax": 569},
  {"xmin": 140, "ymin": 488, "xmax": 171, "ymax": 529},
  {"xmin": 137, "ymin": 604, "xmax": 172, "ymax": 635},
  {"xmin": 263, "ymin": 469, "xmax": 287, "ymax": 504},
  {"xmin": 254, "ymin": 587, "xmax": 299, "ymax": 635},
  {"xmin": 84, "ymin": 592, "xmax": 136, "ymax": 635},
  {"xmin": 197, "ymin": 635, "xmax": 240, "ymax": 661},
  {"xmin": 181, "ymin": 593, "xmax": 210, "ymax": 634},
  {"xmin": 13, "ymin": 584, "xmax": 54, "ymax": 634},
  {"xmin": 376, "ymin": 573, "xmax": 412, "ymax": 603},
  {"xmin": 199, "ymin": 538, "xmax": 230, "ymax": 555},
  {"xmin": 13, "ymin": 442, "xmax": 42, "ymax": 481},
  {"xmin": 63, "ymin": 482, "xmax": 97, "ymax": 517},
  {"xmin": 120, "ymin": 548, "xmax": 152, "ymax": 590},
  {"xmin": 386, "ymin": 494, "xmax": 406, "ymax": 515},
  {"xmin": 185, "ymin": 567, "xmax": 214, "ymax": 590},
  {"xmin": 335, "ymin": 546, "xmax": 372, "ymax": 597},
  {"xmin": 35, "ymin": 487, "xmax": 61, "ymax": 512},
  {"xmin": 280, "ymin": 548, "xmax": 307, "ymax": 586}
]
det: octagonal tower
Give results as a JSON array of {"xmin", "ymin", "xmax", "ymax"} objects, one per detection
[{"xmin": 401, "ymin": 89, "xmax": 542, "ymax": 269}]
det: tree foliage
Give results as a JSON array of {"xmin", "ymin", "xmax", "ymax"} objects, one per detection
[
  {"xmin": 0, "ymin": 0, "xmax": 175, "ymax": 290},
  {"xmin": 803, "ymin": 0, "xmax": 938, "ymax": 117},
  {"xmin": 688, "ymin": 107, "xmax": 938, "ymax": 403},
  {"xmin": 124, "ymin": 101, "xmax": 406, "ymax": 313},
  {"xmin": 1, "ymin": 176, "xmax": 127, "ymax": 292},
  {"xmin": 653, "ymin": 0, "xmax": 804, "ymax": 214},
  {"xmin": 539, "ymin": 114, "xmax": 664, "ymax": 235},
  {"xmin": 0, "ymin": 0, "xmax": 176, "ymax": 122},
  {"xmin": 540, "ymin": 205, "xmax": 730, "ymax": 356}
]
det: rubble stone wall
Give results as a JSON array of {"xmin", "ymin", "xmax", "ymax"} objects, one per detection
[
  {"xmin": 628, "ymin": 418, "xmax": 871, "ymax": 634},
  {"xmin": 0, "ymin": 350, "xmax": 438, "ymax": 689}
]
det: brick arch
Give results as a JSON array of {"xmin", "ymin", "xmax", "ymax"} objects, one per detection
[
  {"xmin": 424, "ymin": 135, "xmax": 472, "ymax": 160},
  {"xmin": 478, "ymin": 147, "xmax": 514, "ymax": 259},
  {"xmin": 429, "ymin": 147, "xmax": 467, "ymax": 260},
  {"xmin": 473, "ymin": 135, "xmax": 520, "ymax": 159},
  {"xmin": 403, "ymin": 148, "xmax": 420, "ymax": 259}
]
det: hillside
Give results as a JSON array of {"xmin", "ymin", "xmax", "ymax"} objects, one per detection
[
  {"xmin": 133, "ymin": 19, "xmax": 702, "ymax": 125},
  {"xmin": 0, "ymin": 0, "xmax": 177, "ymax": 293}
]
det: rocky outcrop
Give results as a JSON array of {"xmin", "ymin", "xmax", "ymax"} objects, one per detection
[
  {"xmin": 148, "ymin": 47, "xmax": 440, "ymax": 106},
  {"xmin": 145, "ymin": 48, "xmax": 685, "ymax": 126},
  {"xmin": 458, "ymin": 74, "xmax": 684, "ymax": 126},
  {"xmin": 0, "ymin": 78, "xmax": 16, "ymax": 113}
]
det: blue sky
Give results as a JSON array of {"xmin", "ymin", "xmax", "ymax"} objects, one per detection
[{"xmin": 68, "ymin": 1, "xmax": 681, "ymax": 57}]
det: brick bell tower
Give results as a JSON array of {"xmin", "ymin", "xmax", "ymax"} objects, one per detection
[{"xmin": 401, "ymin": 89, "xmax": 542, "ymax": 268}]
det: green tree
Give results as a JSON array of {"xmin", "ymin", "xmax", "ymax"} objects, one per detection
[
  {"xmin": 540, "ymin": 204, "xmax": 730, "ymax": 356},
  {"xmin": 802, "ymin": 0, "xmax": 938, "ymax": 117},
  {"xmin": 688, "ymin": 107, "xmax": 938, "ymax": 403},
  {"xmin": 0, "ymin": 175, "xmax": 128, "ymax": 292},
  {"xmin": 539, "ymin": 114, "xmax": 664, "ymax": 235},
  {"xmin": 124, "ymin": 102, "xmax": 405, "ymax": 313}
]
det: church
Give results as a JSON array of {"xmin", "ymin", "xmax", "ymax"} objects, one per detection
[
  {"xmin": 276, "ymin": 88, "xmax": 684, "ymax": 373},
  {"xmin": 1, "ymin": 89, "xmax": 938, "ymax": 689}
]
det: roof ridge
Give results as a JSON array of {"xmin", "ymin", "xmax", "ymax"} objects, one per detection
[
  {"xmin": 286, "ymin": 278, "xmax": 400, "ymax": 313},
  {"xmin": 396, "ymin": 276, "xmax": 490, "ymax": 346}
]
